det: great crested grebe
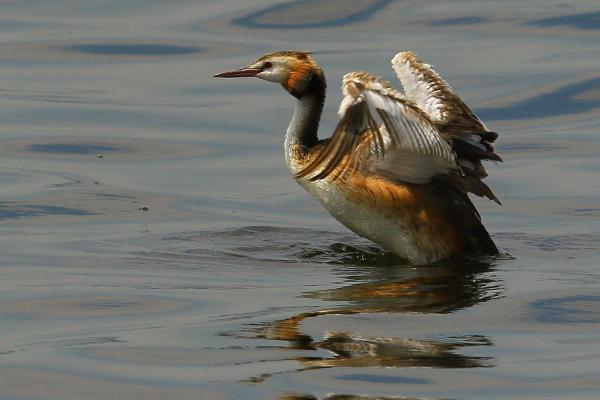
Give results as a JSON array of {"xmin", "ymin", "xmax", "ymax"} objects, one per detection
[{"xmin": 215, "ymin": 51, "xmax": 501, "ymax": 265}]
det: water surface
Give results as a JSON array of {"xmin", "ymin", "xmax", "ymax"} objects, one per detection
[{"xmin": 1, "ymin": 0, "xmax": 600, "ymax": 399}]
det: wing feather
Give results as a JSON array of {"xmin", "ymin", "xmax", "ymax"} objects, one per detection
[
  {"xmin": 295, "ymin": 72, "xmax": 457, "ymax": 184},
  {"xmin": 392, "ymin": 51, "xmax": 462, "ymax": 124},
  {"xmin": 392, "ymin": 51, "xmax": 501, "ymax": 203}
]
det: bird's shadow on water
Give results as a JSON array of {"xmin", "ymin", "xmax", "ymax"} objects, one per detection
[{"xmin": 200, "ymin": 226, "xmax": 506, "ymax": 385}]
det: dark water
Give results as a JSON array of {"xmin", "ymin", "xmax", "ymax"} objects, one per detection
[{"xmin": 1, "ymin": 1, "xmax": 600, "ymax": 399}]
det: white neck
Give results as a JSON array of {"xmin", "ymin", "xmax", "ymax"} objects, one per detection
[{"xmin": 284, "ymin": 95, "xmax": 321, "ymax": 169}]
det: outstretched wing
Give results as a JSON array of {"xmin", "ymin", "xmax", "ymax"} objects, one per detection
[
  {"xmin": 295, "ymin": 71, "xmax": 457, "ymax": 185},
  {"xmin": 392, "ymin": 51, "xmax": 501, "ymax": 203}
]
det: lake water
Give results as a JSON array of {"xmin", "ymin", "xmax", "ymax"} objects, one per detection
[{"xmin": 1, "ymin": 1, "xmax": 600, "ymax": 399}]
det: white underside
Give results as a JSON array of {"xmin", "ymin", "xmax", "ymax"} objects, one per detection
[{"xmin": 292, "ymin": 172, "xmax": 436, "ymax": 265}]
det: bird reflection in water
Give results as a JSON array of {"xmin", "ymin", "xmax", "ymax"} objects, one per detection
[{"xmin": 247, "ymin": 253, "xmax": 502, "ymax": 384}]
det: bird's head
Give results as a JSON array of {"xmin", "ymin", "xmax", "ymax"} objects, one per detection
[{"xmin": 214, "ymin": 51, "xmax": 323, "ymax": 98}]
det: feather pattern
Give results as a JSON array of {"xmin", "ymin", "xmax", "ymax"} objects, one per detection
[
  {"xmin": 391, "ymin": 51, "xmax": 502, "ymax": 203},
  {"xmin": 296, "ymin": 72, "xmax": 457, "ymax": 185}
]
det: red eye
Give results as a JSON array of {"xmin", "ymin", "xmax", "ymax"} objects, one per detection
[{"xmin": 263, "ymin": 61, "xmax": 273, "ymax": 69}]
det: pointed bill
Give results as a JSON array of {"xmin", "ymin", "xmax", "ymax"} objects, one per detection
[{"xmin": 214, "ymin": 67, "xmax": 261, "ymax": 78}]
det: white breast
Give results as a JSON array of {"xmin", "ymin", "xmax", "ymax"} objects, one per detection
[{"xmin": 292, "ymin": 174, "xmax": 434, "ymax": 265}]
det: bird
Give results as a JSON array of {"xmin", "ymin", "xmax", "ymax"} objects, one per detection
[{"xmin": 214, "ymin": 50, "xmax": 501, "ymax": 265}]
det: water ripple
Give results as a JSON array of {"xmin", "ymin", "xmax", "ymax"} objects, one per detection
[
  {"xmin": 0, "ymin": 202, "xmax": 95, "ymax": 219},
  {"xmin": 527, "ymin": 11, "xmax": 600, "ymax": 30},
  {"xmin": 233, "ymin": 0, "xmax": 392, "ymax": 29},
  {"xmin": 28, "ymin": 143, "xmax": 123, "ymax": 155},
  {"xmin": 281, "ymin": 395, "xmax": 447, "ymax": 400},
  {"xmin": 478, "ymin": 76, "xmax": 600, "ymax": 120},
  {"xmin": 531, "ymin": 295, "xmax": 600, "ymax": 324},
  {"xmin": 429, "ymin": 16, "xmax": 488, "ymax": 27},
  {"xmin": 162, "ymin": 226, "xmax": 404, "ymax": 266},
  {"xmin": 65, "ymin": 43, "xmax": 201, "ymax": 56},
  {"xmin": 0, "ymin": 137, "xmax": 216, "ymax": 160}
]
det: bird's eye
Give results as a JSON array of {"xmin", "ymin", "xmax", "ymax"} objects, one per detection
[{"xmin": 263, "ymin": 61, "xmax": 273, "ymax": 69}]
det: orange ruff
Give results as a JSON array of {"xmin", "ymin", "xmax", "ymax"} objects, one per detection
[{"xmin": 286, "ymin": 61, "xmax": 314, "ymax": 92}]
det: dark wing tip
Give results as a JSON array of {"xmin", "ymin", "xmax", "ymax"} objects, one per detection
[
  {"xmin": 481, "ymin": 131, "xmax": 499, "ymax": 143},
  {"xmin": 488, "ymin": 152, "xmax": 503, "ymax": 162}
]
